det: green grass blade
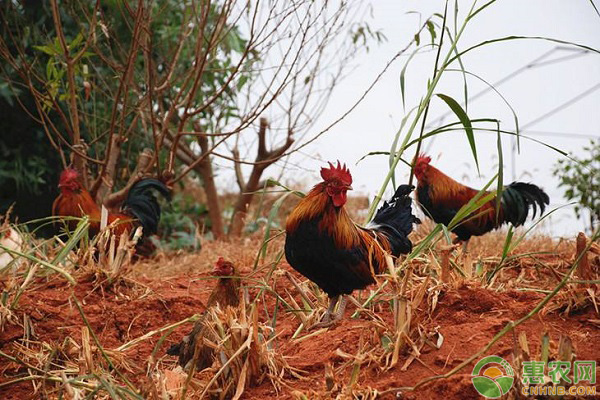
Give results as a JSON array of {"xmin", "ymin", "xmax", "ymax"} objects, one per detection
[
  {"xmin": 444, "ymin": 28, "xmax": 469, "ymax": 109},
  {"xmin": 389, "ymin": 106, "xmax": 418, "ymax": 187},
  {"xmin": 408, "ymin": 224, "xmax": 443, "ymax": 261},
  {"xmin": 259, "ymin": 191, "xmax": 294, "ymax": 261},
  {"xmin": 501, "ymin": 226, "xmax": 514, "ymax": 261},
  {"xmin": 445, "ymin": 68, "xmax": 520, "ymax": 145},
  {"xmin": 0, "ymin": 243, "xmax": 76, "ymax": 284},
  {"xmin": 447, "ymin": 173, "xmax": 498, "ymax": 229},
  {"xmin": 588, "ymin": 0, "xmax": 600, "ymax": 18},
  {"xmin": 436, "ymin": 93, "xmax": 478, "ymax": 173},
  {"xmin": 440, "ymin": 224, "xmax": 453, "ymax": 244},
  {"xmin": 399, "ymin": 49, "xmax": 428, "ymax": 110},
  {"xmin": 446, "ymin": 36, "xmax": 600, "ymax": 67},
  {"xmin": 495, "ymin": 122, "xmax": 504, "ymax": 221},
  {"xmin": 486, "ymin": 204, "xmax": 573, "ymax": 283},
  {"xmin": 467, "ymin": 0, "xmax": 497, "ymax": 22},
  {"xmin": 266, "ymin": 178, "xmax": 305, "ymax": 198},
  {"xmin": 51, "ymin": 217, "xmax": 90, "ymax": 265}
]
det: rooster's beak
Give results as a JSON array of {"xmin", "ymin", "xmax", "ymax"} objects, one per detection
[{"xmin": 345, "ymin": 185, "xmax": 353, "ymax": 190}]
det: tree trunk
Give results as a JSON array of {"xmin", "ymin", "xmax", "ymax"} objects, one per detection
[
  {"xmin": 162, "ymin": 133, "xmax": 224, "ymax": 239},
  {"xmin": 230, "ymin": 165, "xmax": 264, "ymax": 237},
  {"xmin": 229, "ymin": 118, "xmax": 293, "ymax": 236},
  {"xmin": 197, "ymin": 134, "xmax": 224, "ymax": 239}
]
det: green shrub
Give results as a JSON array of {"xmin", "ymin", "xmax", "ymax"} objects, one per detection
[{"xmin": 553, "ymin": 140, "xmax": 599, "ymax": 232}]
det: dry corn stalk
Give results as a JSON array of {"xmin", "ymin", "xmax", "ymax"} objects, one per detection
[
  {"xmin": 439, "ymin": 246, "xmax": 453, "ymax": 284},
  {"xmin": 193, "ymin": 304, "xmax": 288, "ymax": 399},
  {"xmin": 576, "ymin": 232, "xmax": 592, "ymax": 282}
]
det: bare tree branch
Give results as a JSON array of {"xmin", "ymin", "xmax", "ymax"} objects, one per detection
[{"xmin": 229, "ymin": 117, "xmax": 294, "ymax": 236}]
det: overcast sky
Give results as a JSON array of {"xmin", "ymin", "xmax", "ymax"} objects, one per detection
[{"xmin": 270, "ymin": 0, "xmax": 600, "ymax": 237}]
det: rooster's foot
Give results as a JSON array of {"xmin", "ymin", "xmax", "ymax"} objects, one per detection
[
  {"xmin": 311, "ymin": 314, "xmax": 338, "ymax": 329},
  {"xmin": 310, "ymin": 295, "xmax": 347, "ymax": 329}
]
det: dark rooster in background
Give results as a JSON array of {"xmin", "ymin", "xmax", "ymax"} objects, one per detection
[
  {"xmin": 167, "ymin": 257, "xmax": 240, "ymax": 370},
  {"xmin": 285, "ymin": 161, "xmax": 419, "ymax": 327},
  {"xmin": 52, "ymin": 168, "xmax": 170, "ymax": 249},
  {"xmin": 414, "ymin": 155, "xmax": 549, "ymax": 250}
]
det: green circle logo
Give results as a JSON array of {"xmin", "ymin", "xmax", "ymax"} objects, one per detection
[{"xmin": 471, "ymin": 356, "xmax": 515, "ymax": 398}]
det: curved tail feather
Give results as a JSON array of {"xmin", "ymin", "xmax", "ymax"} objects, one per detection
[
  {"xmin": 370, "ymin": 184, "xmax": 420, "ymax": 256},
  {"xmin": 501, "ymin": 182, "xmax": 549, "ymax": 227},
  {"xmin": 122, "ymin": 179, "xmax": 171, "ymax": 236}
]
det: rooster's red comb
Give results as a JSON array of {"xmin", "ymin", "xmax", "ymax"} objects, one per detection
[
  {"xmin": 415, "ymin": 154, "xmax": 431, "ymax": 164},
  {"xmin": 59, "ymin": 168, "xmax": 79, "ymax": 184},
  {"xmin": 320, "ymin": 161, "xmax": 352, "ymax": 186},
  {"xmin": 213, "ymin": 257, "xmax": 234, "ymax": 276}
]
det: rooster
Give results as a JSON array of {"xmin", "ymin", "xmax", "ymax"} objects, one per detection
[
  {"xmin": 285, "ymin": 161, "xmax": 419, "ymax": 327},
  {"xmin": 167, "ymin": 257, "xmax": 240, "ymax": 370},
  {"xmin": 52, "ymin": 168, "xmax": 170, "ymax": 244},
  {"xmin": 414, "ymin": 155, "xmax": 549, "ymax": 250}
]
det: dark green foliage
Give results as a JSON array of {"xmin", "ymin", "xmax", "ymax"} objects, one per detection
[
  {"xmin": 0, "ymin": 0, "xmax": 254, "ymax": 235},
  {"xmin": 0, "ymin": 97, "xmax": 62, "ymax": 236},
  {"xmin": 553, "ymin": 140, "xmax": 600, "ymax": 231},
  {"xmin": 156, "ymin": 193, "xmax": 205, "ymax": 251}
]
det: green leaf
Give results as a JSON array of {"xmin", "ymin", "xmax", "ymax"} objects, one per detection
[
  {"xmin": 237, "ymin": 74, "xmax": 249, "ymax": 90},
  {"xmin": 227, "ymin": 31, "xmax": 244, "ymax": 53},
  {"xmin": 33, "ymin": 45, "xmax": 59, "ymax": 56},
  {"xmin": 381, "ymin": 335, "xmax": 393, "ymax": 351},
  {"xmin": 408, "ymin": 224, "xmax": 443, "ymax": 261},
  {"xmin": 68, "ymin": 32, "xmax": 84, "ymax": 51},
  {"xmin": 399, "ymin": 48, "xmax": 423, "ymax": 110},
  {"xmin": 436, "ymin": 93, "xmax": 478, "ymax": 172},
  {"xmin": 426, "ymin": 20, "xmax": 436, "ymax": 45}
]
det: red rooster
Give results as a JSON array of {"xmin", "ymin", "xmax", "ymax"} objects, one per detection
[
  {"xmin": 285, "ymin": 161, "xmax": 419, "ymax": 327},
  {"xmin": 167, "ymin": 257, "xmax": 240, "ymax": 370},
  {"xmin": 414, "ymin": 155, "xmax": 549, "ymax": 249},
  {"xmin": 52, "ymin": 168, "xmax": 170, "ymax": 242}
]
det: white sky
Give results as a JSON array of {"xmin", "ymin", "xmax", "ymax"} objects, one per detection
[{"xmin": 276, "ymin": 0, "xmax": 600, "ymax": 237}]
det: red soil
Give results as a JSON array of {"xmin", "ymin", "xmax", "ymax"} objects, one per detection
[{"xmin": 0, "ymin": 255, "xmax": 599, "ymax": 399}]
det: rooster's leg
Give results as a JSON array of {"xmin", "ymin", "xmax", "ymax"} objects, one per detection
[
  {"xmin": 325, "ymin": 295, "xmax": 339, "ymax": 318},
  {"xmin": 312, "ymin": 295, "xmax": 342, "ymax": 329},
  {"xmin": 331, "ymin": 295, "xmax": 348, "ymax": 322}
]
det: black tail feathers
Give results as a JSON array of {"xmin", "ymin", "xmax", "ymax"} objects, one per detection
[
  {"xmin": 122, "ymin": 178, "xmax": 171, "ymax": 237},
  {"xmin": 501, "ymin": 182, "xmax": 549, "ymax": 226},
  {"xmin": 371, "ymin": 184, "xmax": 420, "ymax": 256}
]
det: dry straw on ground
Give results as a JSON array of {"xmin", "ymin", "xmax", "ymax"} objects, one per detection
[{"xmin": 0, "ymin": 216, "xmax": 598, "ymax": 399}]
